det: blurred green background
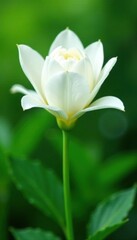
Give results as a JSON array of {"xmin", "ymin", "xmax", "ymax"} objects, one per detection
[{"xmin": 0, "ymin": 0, "xmax": 137, "ymax": 239}]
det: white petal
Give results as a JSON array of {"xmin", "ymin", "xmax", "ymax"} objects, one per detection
[
  {"xmin": 11, "ymin": 84, "xmax": 34, "ymax": 95},
  {"xmin": 85, "ymin": 40, "xmax": 104, "ymax": 80},
  {"xmin": 21, "ymin": 92, "xmax": 67, "ymax": 120},
  {"xmin": 21, "ymin": 93, "xmax": 46, "ymax": 110},
  {"xmin": 89, "ymin": 57, "xmax": 117, "ymax": 103},
  {"xmin": 99, "ymin": 57, "xmax": 117, "ymax": 84},
  {"xmin": 45, "ymin": 72, "xmax": 90, "ymax": 117},
  {"xmin": 45, "ymin": 106, "xmax": 68, "ymax": 120},
  {"xmin": 71, "ymin": 57, "xmax": 94, "ymax": 90},
  {"xmin": 42, "ymin": 57, "xmax": 64, "ymax": 94},
  {"xmin": 49, "ymin": 29, "xmax": 84, "ymax": 53},
  {"xmin": 74, "ymin": 96, "xmax": 125, "ymax": 118},
  {"xmin": 18, "ymin": 45, "xmax": 44, "ymax": 95}
]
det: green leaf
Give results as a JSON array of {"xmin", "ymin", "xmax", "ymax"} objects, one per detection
[
  {"xmin": 0, "ymin": 147, "xmax": 9, "ymax": 185},
  {"xmin": 11, "ymin": 227, "xmax": 61, "ymax": 240},
  {"xmin": 10, "ymin": 110, "xmax": 54, "ymax": 157},
  {"xmin": 87, "ymin": 186, "xmax": 136, "ymax": 240},
  {"xmin": 88, "ymin": 221, "xmax": 126, "ymax": 240},
  {"xmin": 0, "ymin": 147, "xmax": 10, "ymax": 240},
  {"xmin": 9, "ymin": 158, "xmax": 65, "ymax": 233},
  {"xmin": 99, "ymin": 152, "xmax": 137, "ymax": 187}
]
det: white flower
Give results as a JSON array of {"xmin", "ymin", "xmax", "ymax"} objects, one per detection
[{"xmin": 11, "ymin": 29, "xmax": 124, "ymax": 129}]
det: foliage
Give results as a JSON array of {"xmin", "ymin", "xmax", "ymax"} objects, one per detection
[
  {"xmin": 0, "ymin": 0, "xmax": 137, "ymax": 239},
  {"xmin": 11, "ymin": 228, "xmax": 61, "ymax": 240},
  {"xmin": 9, "ymin": 158, "xmax": 65, "ymax": 233},
  {"xmin": 87, "ymin": 187, "xmax": 136, "ymax": 240}
]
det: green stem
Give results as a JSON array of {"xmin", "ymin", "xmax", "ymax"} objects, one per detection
[{"xmin": 62, "ymin": 130, "xmax": 74, "ymax": 240}]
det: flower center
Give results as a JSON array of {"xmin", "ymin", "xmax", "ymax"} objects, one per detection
[
  {"xmin": 51, "ymin": 47, "xmax": 84, "ymax": 70},
  {"xmin": 59, "ymin": 48, "xmax": 82, "ymax": 61},
  {"xmin": 51, "ymin": 47, "xmax": 83, "ymax": 61}
]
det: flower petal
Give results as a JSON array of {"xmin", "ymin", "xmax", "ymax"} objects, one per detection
[
  {"xmin": 45, "ymin": 72, "xmax": 90, "ymax": 117},
  {"xmin": 46, "ymin": 106, "xmax": 68, "ymax": 120},
  {"xmin": 71, "ymin": 57, "xmax": 94, "ymax": 90},
  {"xmin": 11, "ymin": 84, "xmax": 34, "ymax": 95},
  {"xmin": 49, "ymin": 29, "xmax": 84, "ymax": 53},
  {"xmin": 21, "ymin": 93, "xmax": 46, "ymax": 110},
  {"xmin": 85, "ymin": 40, "xmax": 104, "ymax": 81},
  {"xmin": 89, "ymin": 57, "xmax": 117, "ymax": 103},
  {"xmin": 74, "ymin": 96, "xmax": 125, "ymax": 119},
  {"xmin": 99, "ymin": 57, "xmax": 117, "ymax": 84},
  {"xmin": 42, "ymin": 57, "xmax": 64, "ymax": 93},
  {"xmin": 18, "ymin": 45, "xmax": 44, "ymax": 95},
  {"xmin": 21, "ymin": 93, "xmax": 67, "ymax": 120}
]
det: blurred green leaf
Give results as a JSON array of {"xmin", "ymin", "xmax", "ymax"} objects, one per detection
[
  {"xmin": 9, "ymin": 158, "xmax": 65, "ymax": 233},
  {"xmin": 87, "ymin": 186, "xmax": 136, "ymax": 240},
  {"xmin": 0, "ymin": 147, "xmax": 10, "ymax": 240},
  {"xmin": 99, "ymin": 152, "xmax": 137, "ymax": 186},
  {"xmin": 0, "ymin": 117, "xmax": 12, "ymax": 149},
  {"xmin": 0, "ymin": 147, "xmax": 9, "ymax": 183},
  {"xmin": 10, "ymin": 110, "xmax": 54, "ymax": 157},
  {"xmin": 88, "ymin": 222, "xmax": 125, "ymax": 240},
  {"xmin": 69, "ymin": 138, "xmax": 102, "ymax": 214},
  {"xmin": 11, "ymin": 228, "xmax": 61, "ymax": 240}
]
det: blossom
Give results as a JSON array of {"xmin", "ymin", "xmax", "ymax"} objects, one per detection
[{"xmin": 11, "ymin": 29, "xmax": 124, "ymax": 129}]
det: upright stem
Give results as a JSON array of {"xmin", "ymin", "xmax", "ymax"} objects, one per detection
[{"xmin": 62, "ymin": 130, "xmax": 74, "ymax": 240}]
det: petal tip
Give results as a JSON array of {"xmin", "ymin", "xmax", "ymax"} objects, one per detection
[
  {"xmin": 10, "ymin": 85, "xmax": 18, "ymax": 94},
  {"xmin": 98, "ymin": 39, "xmax": 103, "ymax": 45},
  {"xmin": 113, "ymin": 56, "xmax": 118, "ymax": 63},
  {"xmin": 121, "ymin": 103, "xmax": 125, "ymax": 112},
  {"xmin": 17, "ymin": 44, "xmax": 31, "ymax": 53},
  {"xmin": 17, "ymin": 44, "xmax": 27, "ymax": 54}
]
